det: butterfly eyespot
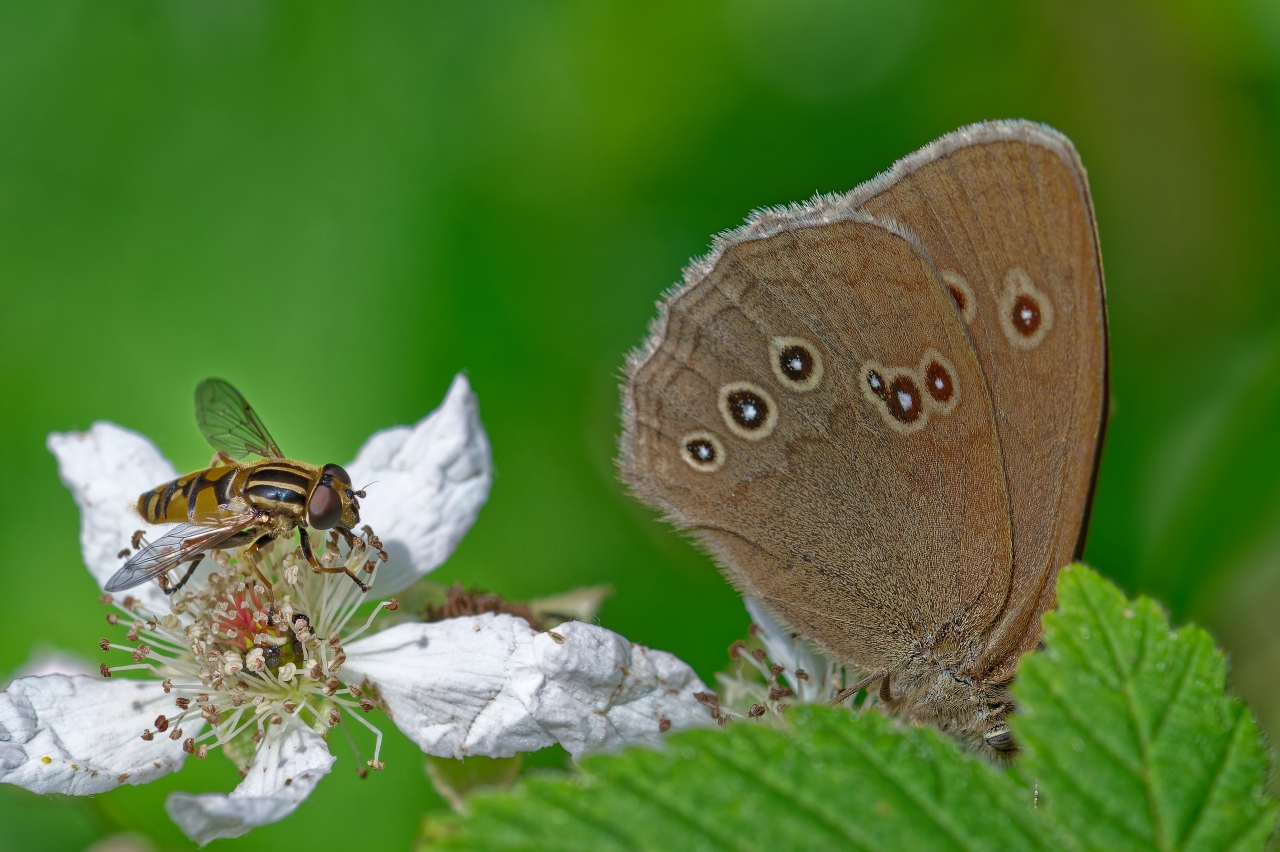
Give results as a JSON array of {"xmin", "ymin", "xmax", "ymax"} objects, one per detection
[
  {"xmin": 888, "ymin": 376, "xmax": 923, "ymax": 423},
  {"xmin": 941, "ymin": 271, "xmax": 976, "ymax": 323},
  {"xmin": 925, "ymin": 363, "xmax": 953, "ymax": 401},
  {"xmin": 1011, "ymin": 295, "xmax": 1041, "ymax": 334},
  {"xmin": 769, "ymin": 336, "xmax": 824, "ymax": 392},
  {"xmin": 998, "ymin": 267, "xmax": 1054, "ymax": 349},
  {"xmin": 859, "ymin": 361, "xmax": 929, "ymax": 434},
  {"xmin": 918, "ymin": 349, "xmax": 960, "ymax": 414},
  {"xmin": 680, "ymin": 431, "xmax": 726, "ymax": 472},
  {"xmin": 717, "ymin": 381, "xmax": 777, "ymax": 441},
  {"xmin": 866, "ymin": 368, "xmax": 889, "ymax": 399}
]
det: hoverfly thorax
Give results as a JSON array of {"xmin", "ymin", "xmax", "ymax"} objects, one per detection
[{"xmin": 308, "ymin": 463, "xmax": 362, "ymax": 531}]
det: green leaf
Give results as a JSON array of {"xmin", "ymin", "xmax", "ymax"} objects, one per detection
[
  {"xmin": 425, "ymin": 567, "xmax": 1277, "ymax": 851},
  {"xmin": 1011, "ymin": 564, "xmax": 1278, "ymax": 850},
  {"xmin": 424, "ymin": 709, "xmax": 1043, "ymax": 852}
]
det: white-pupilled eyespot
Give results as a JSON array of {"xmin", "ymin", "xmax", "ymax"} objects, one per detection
[
  {"xmin": 859, "ymin": 360, "xmax": 930, "ymax": 435},
  {"xmin": 680, "ymin": 430, "xmax": 726, "ymax": 473},
  {"xmin": 769, "ymin": 336, "xmax": 824, "ymax": 392},
  {"xmin": 998, "ymin": 267, "xmax": 1054, "ymax": 349},
  {"xmin": 917, "ymin": 348, "xmax": 961, "ymax": 415},
  {"xmin": 718, "ymin": 381, "xmax": 778, "ymax": 441}
]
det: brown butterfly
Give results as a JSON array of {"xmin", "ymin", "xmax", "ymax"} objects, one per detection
[{"xmin": 620, "ymin": 120, "xmax": 1107, "ymax": 752}]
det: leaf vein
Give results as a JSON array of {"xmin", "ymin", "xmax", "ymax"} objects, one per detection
[
  {"xmin": 1023, "ymin": 730, "xmax": 1154, "ymax": 847},
  {"xmin": 1075, "ymin": 578, "xmax": 1168, "ymax": 851},
  {"xmin": 1147, "ymin": 627, "xmax": 1197, "ymax": 744},
  {"xmin": 1176, "ymin": 702, "xmax": 1248, "ymax": 849},
  {"xmin": 702, "ymin": 738, "xmax": 878, "ymax": 851},
  {"xmin": 612, "ymin": 767, "xmax": 755, "ymax": 851},
  {"xmin": 825, "ymin": 723, "xmax": 982, "ymax": 850}
]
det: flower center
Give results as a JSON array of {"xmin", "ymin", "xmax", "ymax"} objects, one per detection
[{"xmin": 98, "ymin": 527, "xmax": 397, "ymax": 773}]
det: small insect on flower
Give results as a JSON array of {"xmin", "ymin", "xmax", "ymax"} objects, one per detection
[{"xmin": 106, "ymin": 379, "xmax": 372, "ymax": 598}]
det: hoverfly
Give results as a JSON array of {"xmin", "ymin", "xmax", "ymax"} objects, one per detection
[{"xmin": 104, "ymin": 379, "xmax": 369, "ymax": 595}]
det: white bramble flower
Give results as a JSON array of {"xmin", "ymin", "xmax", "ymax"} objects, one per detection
[
  {"xmin": 711, "ymin": 597, "xmax": 871, "ymax": 724},
  {"xmin": 0, "ymin": 376, "xmax": 714, "ymax": 845}
]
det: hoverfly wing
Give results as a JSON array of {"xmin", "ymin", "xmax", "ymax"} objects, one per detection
[
  {"xmin": 104, "ymin": 518, "xmax": 253, "ymax": 592},
  {"xmin": 195, "ymin": 378, "xmax": 285, "ymax": 460}
]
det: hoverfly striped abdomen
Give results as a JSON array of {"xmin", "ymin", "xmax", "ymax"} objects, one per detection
[{"xmin": 138, "ymin": 465, "xmax": 242, "ymax": 524}]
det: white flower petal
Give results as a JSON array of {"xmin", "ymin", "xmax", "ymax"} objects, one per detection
[
  {"xmin": 744, "ymin": 597, "xmax": 810, "ymax": 671},
  {"xmin": 165, "ymin": 718, "xmax": 335, "ymax": 846},
  {"xmin": 342, "ymin": 614, "xmax": 713, "ymax": 760},
  {"xmin": 516, "ymin": 620, "xmax": 714, "ymax": 756},
  {"xmin": 346, "ymin": 374, "xmax": 492, "ymax": 596},
  {"xmin": 344, "ymin": 614, "xmax": 542, "ymax": 757},
  {"xmin": 743, "ymin": 596, "xmax": 837, "ymax": 703},
  {"xmin": 48, "ymin": 423, "xmax": 178, "ymax": 613},
  {"xmin": 0, "ymin": 674, "xmax": 188, "ymax": 795}
]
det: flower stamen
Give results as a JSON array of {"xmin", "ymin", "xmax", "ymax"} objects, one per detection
[{"xmin": 94, "ymin": 528, "xmax": 392, "ymax": 770}]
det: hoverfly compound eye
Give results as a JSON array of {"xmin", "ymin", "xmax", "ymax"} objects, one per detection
[
  {"xmin": 307, "ymin": 483, "xmax": 344, "ymax": 530},
  {"xmin": 321, "ymin": 463, "xmax": 352, "ymax": 486}
]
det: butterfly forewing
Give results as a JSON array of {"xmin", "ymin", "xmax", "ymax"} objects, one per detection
[
  {"xmin": 625, "ymin": 216, "xmax": 1013, "ymax": 671},
  {"xmin": 854, "ymin": 123, "xmax": 1107, "ymax": 672},
  {"xmin": 195, "ymin": 378, "xmax": 285, "ymax": 461}
]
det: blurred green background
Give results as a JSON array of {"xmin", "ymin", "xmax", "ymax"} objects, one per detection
[{"xmin": 3, "ymin": 1, "xmax": 1280, "ymax": 849}]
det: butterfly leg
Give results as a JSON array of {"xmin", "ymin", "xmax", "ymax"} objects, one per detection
[
  {"xmin": 160, "ymin": 553, "xmax": 204, "ymax": 596},
  {"xmin": 827, "ymin": 668, "xmax": 888, "ymax": 706},
  {"xmin": 879, "ymin": 672, "xmax": 894, "ymax": 704},
  {"xmin": 299, "ymin": 527, "xmax": 370, "ymax": 594}
]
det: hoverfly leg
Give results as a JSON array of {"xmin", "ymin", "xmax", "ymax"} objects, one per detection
[
  {"xmin": 207, "ymin": 451, "xmax": 236, "ymax": 468},
  {"xmin": 298, "ymin": 527, "xmax": 321, "ymax": 570},
  {"xmin": 304, "ymin": 527, "xmax": 370, "ymax": 594},
  {"xmin": 162, "ymin": 554, "xmax": 205, "ymax": 596},
  {"xmin": 317, "ymin": 564, "xmax": 370, "ymax": 595},
  {"xmin": 243, "ymin": 533, "xmax": 279, "ymax": 608}
]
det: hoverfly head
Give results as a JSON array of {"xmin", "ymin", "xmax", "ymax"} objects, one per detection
[{"xmin": 308, "ymin": 463, "xmax": 359, "ymax": 530}]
